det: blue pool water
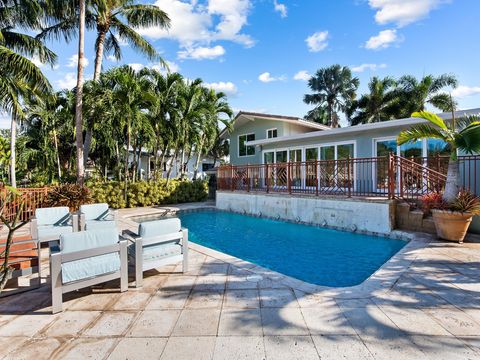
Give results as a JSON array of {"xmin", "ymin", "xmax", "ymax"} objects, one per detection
[{"xmin": 142, "ymin": 210, "xmax": 407, "ymax": 287}]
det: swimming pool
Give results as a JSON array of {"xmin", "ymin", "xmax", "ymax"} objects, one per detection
[{"xmin": 136, "ymin": 210, "xmax": 407, "ymax": 287}]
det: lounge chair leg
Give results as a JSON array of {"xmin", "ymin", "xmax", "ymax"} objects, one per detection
[
  {"xmin": 50, "ymin": 253, "xmax": 63, "ymax": 314},
  {"xmin": 135, "ymin": 239, "xmax": 143, "ymax": 288},
  {"xmin": 182, "ymin": 229, "xmax": 189, "ymax": 273},
  {"xmin": 119, "ymin": 240, "xmax": 128, "ymax": 292}
]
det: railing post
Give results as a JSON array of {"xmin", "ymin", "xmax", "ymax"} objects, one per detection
[
  {"xmin": 287, "ymin": 162, "xmax": 291, "ymax": 194},
  {"xmin": 388, "ymin": 153, "xmax": 394, "ymax": 199},
  {"xmin": 230, "ymin": 165, "xmax": 234, "ymax": 192},
  {"xmin": 266, "ymin": 163, "xmax": 269, "ymax": 193},
  {"xmin": 316, "ymin": 160, "xmax": 319, "ymax": 196},
  {"xmin": 247, "ymin": 166, "xmax": 250, "ymax": 192},
  {"xmin": 347, "ymin": 156, "xmax": 351, "ymax": 198}
]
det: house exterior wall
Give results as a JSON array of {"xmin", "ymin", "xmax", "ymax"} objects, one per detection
[{"xmin": 229, "ymin": 118, "xmax": 319, "ymax": 165}]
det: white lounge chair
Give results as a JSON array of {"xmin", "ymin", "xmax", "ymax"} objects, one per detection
[
  {"xmin": 122, "ymin": 218, "xmax": 188, "ymax": 288},
  {"xmin": 79, "ymin": 203, "xmax": 117, "ymax": 231},
  {"xmin": 50, "ymin": 228, "xmax": 128, "ymax": 313}
]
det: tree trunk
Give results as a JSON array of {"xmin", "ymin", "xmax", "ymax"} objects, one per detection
[
  {"xmin": 93, "ymin": 30, "xmax": 107, "ymax": 81},
  {"xmin": 443, "ymin": 158, "xmax": 459, "ymax": 203},
  {"xmin": 9, "ymin": 117, "xmax": 16, "ymax": 188},
  {"xmin": 75, "ymin": 0, "xmax": 86, "ymax": 186},
  {"xmin": 124, "ymin": 123, "xmax": 131, "ymax": 202},
  {"xmin": 83, "ymin": 130, "xmax": 92, "ymax": 165},
  {"xmin": 159, "ymin": 144, "xmax": 168, "ymax": 180},
  {"xmin": 131, "ymin": 137, "xmax": 138, "ymax": 183},
  {"xmin": 193, "ymin": 142, "xmax": 204, "ymax": 180},
  {"xmin": 115, "ymin": 142, "xmax": 121, "ymax": 180},
  {"xmin": 53, "ymin": 128, "xmax": 62, "ymax": 180}
]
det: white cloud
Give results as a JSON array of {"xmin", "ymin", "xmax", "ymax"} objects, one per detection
[
  {"xmin": 273, "ymin": 0, "xmax": 287, "ymax": 18},
  {"xmin": 364, "ymin": 29, "xmax": 401, "ymax": 50},
  {"xmin": 205, "ymin": 81, "xmax": 238, "ymax": 96},
  {"xmin": 368, "ymin": 0, "xmax": 448, "ymax": 27},
  {"xmin": 351, "ymin": 63, "xmax": 387, "ymax": 72},
  {"xmin": 152, "ymin": 60, "xmax": 180, "ymax": 74},
  {"xmin": 258, "ymin": 72, "xmax": 286, "ymax": 83},
  {"xmin": 128, "ymin": 63, "xmax": 145, "ymax": 72},
  {"xmin": 66, "ymin": 53, "xmax": 89, "ymax": 68},
  {"xmin": 293, "ymin": 70, "xmax": 311, "ymax": 81},
  {"xmin": 452, "ymin": 85, "xmax": 480, "ymax": 98},
  {"xmin": 305, "ymin": 31, "xmax": 329, "ymax": 52},
  {"xmin": 137, "ymin": 0, "xmax": 254, "ymax": 49},
  {"xmin": 178, "ymin": 45, "xmax": 225, "ymax": 60},
  {"xmin": 55, "ymin": 73, "xmax": 77, "ymax": 89}
]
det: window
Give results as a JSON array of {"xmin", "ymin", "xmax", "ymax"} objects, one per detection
[
  {"xmin": 264, "ymin": 152, "xmax": 274, "ymax": 164},
  {"xmin": 289, "ymin": 149, "xmax": 302, "ymax": 162},
  {"xmin": 400, "ymin": 141, "xmax": 422, "ymax": 158},
  {"xmin": 202, "ymin": 163, "xmax": 215, "ymax": 171},
  {"xmin": 267, "ymin": 128, "xmax": 278, "ymax": 139},
  {"xmin": 427, "ymin": 139, "xmax": 451, "ymax": 157},
  {"xmin": 238, "ymin": 133, "xmax": 255, "ymax": 157},
  {"xmin": 276, "ymin": 150, "xmax": 288, "ymax": 163},
  {"xmin": 337, "ymin": 144, "xmax": 354, "ymax": 159},
  {"xmin": 306, "ymin": 148, "xmax": 318, "ymax": 161}
]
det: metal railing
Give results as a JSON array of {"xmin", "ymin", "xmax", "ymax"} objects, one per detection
[
  {"xmin": 217, "ymin": 154, "xmax": 480, "ymax": 201},
  {"xmin": 0, "ymin": 187, "xmax": 50, "ymax": 222}
]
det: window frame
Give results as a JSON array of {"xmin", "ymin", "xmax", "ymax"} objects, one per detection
[
  {"xmin": 238, "ymin": 133, "xmax": 256, "ymax": 158},
  {"xmin": 266, "ymin": 128, "xmax": 278, "ymax": 139}
]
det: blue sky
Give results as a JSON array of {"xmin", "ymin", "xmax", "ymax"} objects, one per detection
[{"xmin": 2, "ymin": 0, "xmax": 480, "ymax": 128}]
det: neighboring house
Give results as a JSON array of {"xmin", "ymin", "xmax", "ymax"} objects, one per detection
[
  {"xmin": 220, "ymin": 111, "xmax": 330, "ymax": 166},
  {"xmin": 129, "ymin": 151, "xmax": 217, "ymax": 180}
]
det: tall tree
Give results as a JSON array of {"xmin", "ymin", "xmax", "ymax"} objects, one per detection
[
  {"xmin": 350, "ymin": 76, "xmax": 400, "ymax": 125},
  {"xmin": 0, "ymin": 0, "xmax": 56, "ymax": 187},
  {"xmin": 397, "ymin": 74, "xmax": 458, "ymax": 117},
  {"xmin": 39, "ymin": 0, "xmax": 171, "ymax": 163},
  {"xmin": 304, "ymin": 65, "xmax": 359, "ymax": 128},
  {"xmin": 75, "ymin": 0, "xmax": 86, "ymax": 185}
]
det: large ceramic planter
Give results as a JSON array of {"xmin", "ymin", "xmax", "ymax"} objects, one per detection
[{"xmin": 431, "ymin": 209, "xmax": 473, "ymax": 244}]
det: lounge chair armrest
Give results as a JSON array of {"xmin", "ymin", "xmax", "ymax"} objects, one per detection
[
  {"xmin": 61, "ymin": 242, "xmax": 122, "ymax": 263},
  {"xmin": 140, "ymin": 232, "xmax": 183, "ymax": 247}
]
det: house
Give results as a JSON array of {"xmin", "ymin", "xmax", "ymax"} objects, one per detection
[{"xmin": 220, "ymin": 108, "xmax": 480, "ymax": 234}]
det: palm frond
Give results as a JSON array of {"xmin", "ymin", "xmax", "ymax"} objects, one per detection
[
  {"xmin": 120, "ymin": 4, "xmax": 170, "ymax": 29},
  {"xmin": 397, "ymin": 124, "xmax": 448, "ymax": 146},
  {"xmin": 412, "ymin": 110, "xmax": 448, "ymax": 130}
]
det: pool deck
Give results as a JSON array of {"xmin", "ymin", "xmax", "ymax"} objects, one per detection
[{"xmin": 0, "ymin": 202, "xmax": 480, "ymax": 359}]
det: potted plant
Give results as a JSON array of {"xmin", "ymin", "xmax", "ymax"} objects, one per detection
[
  {"xmin": 422, "ymin": 191, "xmax": 480, "ymax": 243},
  {"xmin": 398, "ymin": 109, "xmax": 480, "ymax": 242}
]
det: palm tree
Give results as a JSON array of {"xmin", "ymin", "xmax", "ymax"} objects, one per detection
[
  {"xmin": 140, "ymin": 69, "xmax": 183, "ymax": 180},
  {"xmin": 0, "ymin": 0, "xmax": 56, "ymax": 187},
  {"xmin": 75, "ymin": 0, "xmax": 87, "ymax": 185},
  {"xmin": 39, "ymin": 0, "xmax": 171, "ymax": 162},
  {"xmin": 304, "ymin": 65, "xmax": 359, "ymax": 128},
  {"xmin": 397, "ymin": 74, "xmax": 458, "ymax": 117},
  {"xmin": 191, "ymin": 88, "xmax": 232, "ymax": 179},
  {"xmin": 397, "ymin": 110, "xmax": 480, "ymax": 202},
  {"xmin": 350, "ymin": 76, "xmax": 400, "ymax": 125}
]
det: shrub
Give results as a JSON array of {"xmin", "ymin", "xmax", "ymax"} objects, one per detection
[
  {"xmin": 88, "ymin": 179, "xmax": 208, "ymax": 209},
  {"xmin": 451, "ymin": 190, "xmax": 480, "ymax": 214},
  {"xmin": 43, "ymin": 184, "xmax": 93, "ymax": 211},
  {"xmin": 421, "ymin": 192, "xmax": 447, "ymax": 215}
]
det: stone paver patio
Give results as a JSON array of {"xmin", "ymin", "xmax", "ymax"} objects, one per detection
[{"xmin": 0, "ymin": 204, "xmax": 479, "ymax": 359}]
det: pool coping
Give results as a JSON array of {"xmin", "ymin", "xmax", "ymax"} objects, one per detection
[{"xmin": 122, "ymin": 204, "xmax": 435, "ymax": 299}]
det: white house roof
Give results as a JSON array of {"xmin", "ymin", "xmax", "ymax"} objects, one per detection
[
  {"xmin": 247, "ymin": 108, "xmax": 480, "ymax": 147},
  {"xmin": 219, "ymin": 111, "xmax": 330, "ymax": 139}
]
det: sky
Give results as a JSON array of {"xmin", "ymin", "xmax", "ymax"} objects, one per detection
[{"xmin": 2, "ymin": 0, "xmax": 480, "ymax": 128}]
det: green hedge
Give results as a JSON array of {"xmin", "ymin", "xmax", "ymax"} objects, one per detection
[{"xmin": 87, "ymin": 179, "xmax": 208, "ymax": 209}]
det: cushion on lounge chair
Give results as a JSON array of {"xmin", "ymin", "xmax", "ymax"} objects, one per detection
[
  {"xmin": 138, "ymin": 218, "xmax": 181, "ymax": 239},
  {"xmin": 37, "ymin": 225, "xmax": 73, "ymax": 241},
  {"xmin": 60, "ymin": 228, "xmax": 120, "ymax": 283},
  {"xmin": 128, "ymin": 242, "xmax": 182, "ymax": 262},
  {"xmin": 35, "ymin": 207, "xmax": 70, "ymax": 226},
  {"xmin": 85, "ymin": 219, "xmax": 117, "ymax": 230},
  {"xmin": 80, "ymin": 203, "xmax": 110, "ymax": 221}
]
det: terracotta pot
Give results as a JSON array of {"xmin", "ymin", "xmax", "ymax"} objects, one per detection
[{"xmin": 431, "ymin": 210, "xmax": 473, "ymax": 244}]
